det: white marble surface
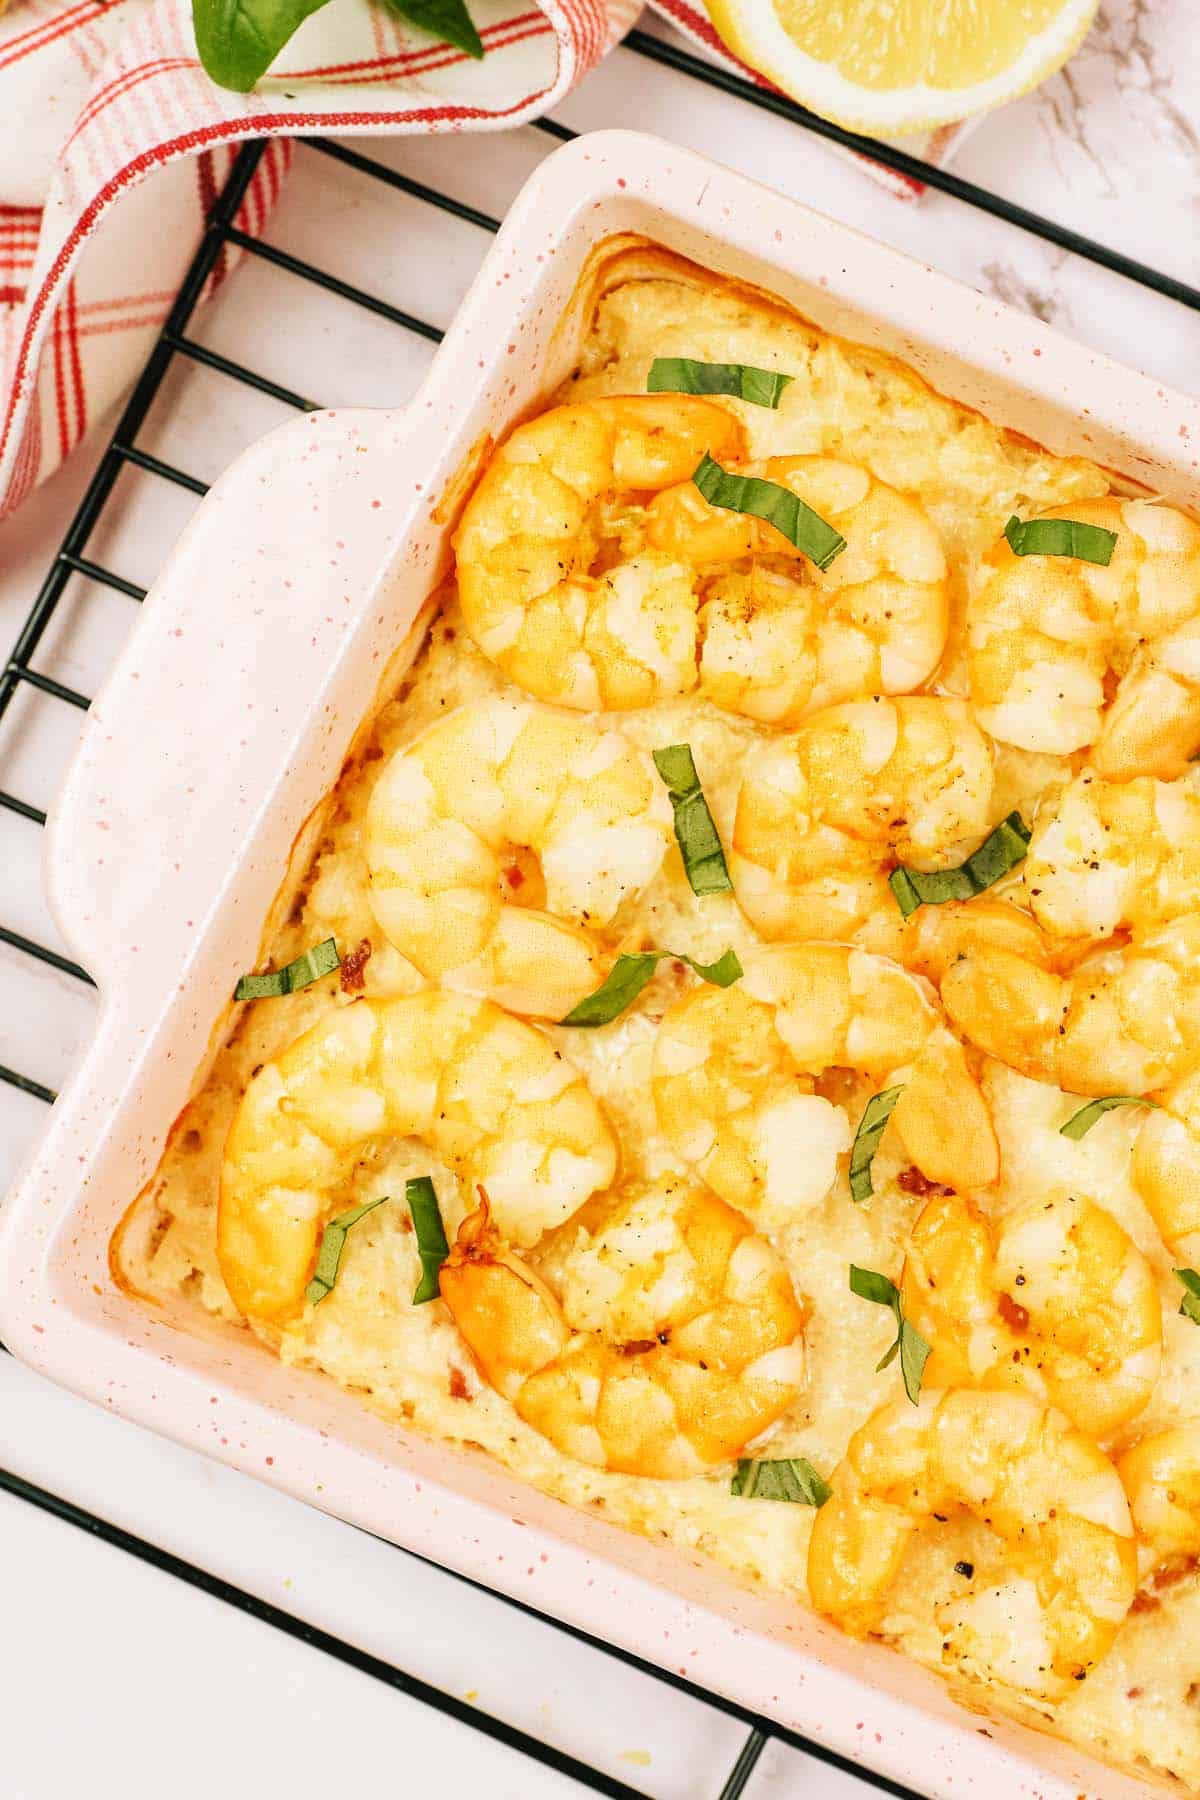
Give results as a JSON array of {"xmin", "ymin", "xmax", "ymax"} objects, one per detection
[{"xmin": 0, "ymin": 4, "xmax": 1196, "ymax": 1793}]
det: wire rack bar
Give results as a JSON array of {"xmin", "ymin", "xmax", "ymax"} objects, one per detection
[
  {"xmin": 3, "ymin": 56, "xmax": 1197, "ymax": 1792},
  {"xmin": 57, "ymin": 553, "xmax": 147, "ymax": 602},
  {"xmin": 623, "ymin": 28, "xmax": 1200, "ymax": 313},
  {"xmin": 0, "ymin": 793, "xmax": 47, "ymax": 826},
  {"xmin": 161, "ymin": 332, "xmax": 316, "ymax": 411}
]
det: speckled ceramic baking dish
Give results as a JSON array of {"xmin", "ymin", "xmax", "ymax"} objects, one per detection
[{"xmin": 4, "ymin": 131, "xmax": 1198, "ymax": 1800}]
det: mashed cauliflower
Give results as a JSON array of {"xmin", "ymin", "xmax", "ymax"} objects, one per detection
[{"xmin": 114, "ymin": 259, "xmax": 1200, "ymax": 1793}]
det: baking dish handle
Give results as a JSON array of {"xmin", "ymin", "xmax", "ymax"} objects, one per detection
[{"xmin": 44, "ymin": 404, "xmax": 430, "ymax": 997}]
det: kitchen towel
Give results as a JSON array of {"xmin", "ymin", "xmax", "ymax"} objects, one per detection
[{"xmin": 0, "ymin": 0, "xmax": 956, "ymax": 519}]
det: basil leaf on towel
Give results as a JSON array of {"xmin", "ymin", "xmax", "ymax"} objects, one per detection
[
  {"xmin": 193, "ymin": 0, "xmax": 337, "ymax": 91},
  {"xmin": 193, "ymin": 0, "xmax": 481, "ymax": 92},
  {"xmin": 379, "ymin": 0, "xmax": 483, "ymax": 57}
]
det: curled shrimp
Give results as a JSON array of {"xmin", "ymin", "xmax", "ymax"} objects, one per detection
[
  {"xmin": 364, "ymin": 696, "xmax": 672, "ymax": 1020},
  {"xmin": 438, "ymin": 1176, "xmax": 807, "ymax": 1477},
  {"xmin": 454, "ymin": 396, "xmax": 744, "ymax": 711},
  {"xmin": 644, "ymin": 454, "xmax": 949, "ymax": 724},
  {"xmin": 1131, "ymin": 1068, "xmax": 1200, "ymax": 1264},
  {"xmin": 808, "ymin": 1388, "xmax": 1137, "ymax": 1695},
  {"xmin": 1023, "ymin": 770, "xmax": 1200, "ymax": 942},
  {"xmin": 1118, "ymin": 1427, "xmax": 1200, "ymax": 1574},
  {"xmin": 650, "ymin": 943, "xmax": 998, "ymax": 1224},
  {"xmin": 454, "ymin": 399, "xmax": 949, "ymax": 722},
  {"xmin": 857, "ymin": 895, "xmax": 1054, "ymax": 989},
  {"xmin": 218, "ymin": 993, "xmax": 616, "ymax": 1323},
  {"xmin": 731, "ymin": 696, "xmax": 995, "ymax": 942},
  {"xmin": 901, "ymin": 1189, "xmax": 1161, "ymax": 1438},
  {"xmin": 942, "ymin": 915, "xmax": 1200, "ymax": 1099},
  {"xmin": 968, "ymin": 498, "xmax": 1200, "ymax": 780}
]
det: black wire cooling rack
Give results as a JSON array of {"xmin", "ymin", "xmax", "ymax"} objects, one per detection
[{"xmin": 3, "ymin": 29, "xmax": 1199, "ymax": 1799}]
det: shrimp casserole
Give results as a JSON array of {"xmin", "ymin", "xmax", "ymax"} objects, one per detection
[{"xmin": 116, "ymin": 247, "xmax": 1200, "ymax": 1792}]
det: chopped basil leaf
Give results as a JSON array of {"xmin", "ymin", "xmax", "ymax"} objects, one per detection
[
  {"xmin": 849, "ymin": 1085, "xmax": 904, "ymax": 1202},
  {"xmin": 561, "ymin": 947, "xmax": 743, "ymax": 1027},
  {"xmin": 731, "ymin": 1456, "xmax": 830, "ymax": 1506},
  {"xmin": 849, "ymin": 1264, "xmax": 930, "ymax": 1406},
  {"xmin": 692, "ymin": 453, "xmax": 846, "ymax": 571},
  {"xmin": 235, "ymin": 936, "xmax": 340, "ymax": 999},
  {"xmin": 889, "ymin": 812, "xmax": 1031, "ymax": 919},
  {"xmin": 1176, "ymin": 1269, "xmax": 1200, "ymax": 1327},
  {"xmin": 653, "ymin": 744, "xmax": 733, "ymax": 896},
  {"xmin": 407, "ymin": 1176, "xmax": 450, "ymax": 1305},
  {"xmin": 1004, "ymin": 514, "xmax": 1117, "ymax": 566},
  {"xmin": 305, "ymin": 1195, "xmax": 388, "ymax": 1306},
  {"xmin": 648, "ymin": 358, "xmax": 793, "ymax": 410},
  {"xmin": 1060, "ymin": 1095, "xmax": 1161, "ymax": 1140}
]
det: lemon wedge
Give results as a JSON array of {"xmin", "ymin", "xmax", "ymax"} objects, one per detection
[{"xmin": 705, "ymin": 0, "xmax": 1101, "ymax": 133}]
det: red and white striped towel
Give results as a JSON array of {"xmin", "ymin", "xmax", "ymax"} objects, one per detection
[{"xmin": 0, "ymin": 0, "xmax": 962, "ymax": 521}]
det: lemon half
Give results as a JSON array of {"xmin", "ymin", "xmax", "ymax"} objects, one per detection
[{"xmin": 705, "ymin": 0, "xmax": 1101, "ymax": 133}]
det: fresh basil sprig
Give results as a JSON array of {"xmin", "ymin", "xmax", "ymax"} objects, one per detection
[
  {"xmin": 653, "ymin": 744, "xmax": 733, "ymax": 897},
  {"xmin": 192, "ymin": 0, "xmax": 482, "ymax": 92},
  {"xmin": 407, "ymin": 1176, "xmax": 450, "ymax": 1305},
  {"xmin": 1060, "ymin": 1095, "xmax": 1160, "ymax": 1140},
  {"xmin": 850, "ymin": 1265, "xmax": 930, "ymax": 1406},
  {"xmin": 692, "ymin": 454, "xmax": 846, "ymax": 571},
  {"xmin": 731, "ymin": 1456, "xmax": 830, "ymax": 1506},
  {"xmin": 1004, "ymin": 514, "xmax": 1116, "ymax": 566},
  {"xmin": 849, "ymin": 1086, "xmax": 904, "ymax": 1202},
  {"xmin": 648, "ymin": 359, "xmax": 793, "ymax": 410},
  {"xmin": 235, "ymin": 936, "xmax": 340, "ymax": 999},
  {"xmin": 889, "ymin": 813, "xmax": 1031, "ymax": 919},
  {"xmin": 561, "ymin": 948, "xmax": 742, "ymax": 1028},
  {"xmin": 306, "ymin": 1195, "xmax": 388, "ymax": 1306}
]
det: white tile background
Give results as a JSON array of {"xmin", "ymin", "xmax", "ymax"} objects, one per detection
[{"xmin": 1, "ymin": 7, "xmax": 1197, "ymax": 1794}]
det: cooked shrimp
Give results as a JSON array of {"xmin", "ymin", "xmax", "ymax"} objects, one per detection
[
  {"xmin": 218, "ymin": 993, "xmax": 616, "ymax": 1323},
  {"xmin": 731, "ymin": 697, "xmax": 995, "ymax": 942},
  {"xmin": 1131, "ymin": 1068, "xmax": 1200, "ymax": 1264},
  {"xmin": 365, "ymin": 697, "xmax": 672, "ymax": 1020},
  {"xmin": 454, "ymin": 396, "xmax": 744, "ymax": 711},
  {"xmin": 857, "ymin": 894, "xmax": 1053, "ymax": 988},
  {"xmin": 645, "ymin": 454, "xmax": 948, "ymax": 724},
  {"xmin": 1023, "ymin": 770, "xmax": 1200, "ymax": 942},
  {"xmin": 968, "ymin": 498, "xmax": 1200, "ymax": 780},
  {"xmin": 1118, "ymin": 1427, "xmax": 1200, "ymax": 1572},
  {"xmin": 808, "ymin": 1388, "xmax": 1137, "ymax": 1694},
  {"xmin": 438, "ymin": 1176, "xmax": 807, "ymax": 1477},
  {"xmin": 454, "ymin": 399, "xmax": 949, "ymax": 721},
  {"xmin": 650, "ymin": 943, "xmax": 998, "ymax": 1223},
  {"xmin": 901, "ymin": 1190, "xmax": 1161, "ymax": 1437},
  {"xmin": 942, "ymin": 915, "xmax": 1200, "ymax": 1098}
]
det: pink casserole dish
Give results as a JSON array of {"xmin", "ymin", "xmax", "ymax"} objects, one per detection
[{"xmin": 4, "ymin": 131, "xmax": 1199, "ymax": 1800}]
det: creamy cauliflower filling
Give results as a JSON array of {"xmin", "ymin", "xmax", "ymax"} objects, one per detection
[{"xmin": 115, "ymin": 261, "xmax": 1200, "ymax": 1794}]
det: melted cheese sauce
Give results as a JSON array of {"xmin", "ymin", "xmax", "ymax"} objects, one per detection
[{"xmin": 118, "ymin": 272, "xmax": 1200, "ymax": 1792}]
